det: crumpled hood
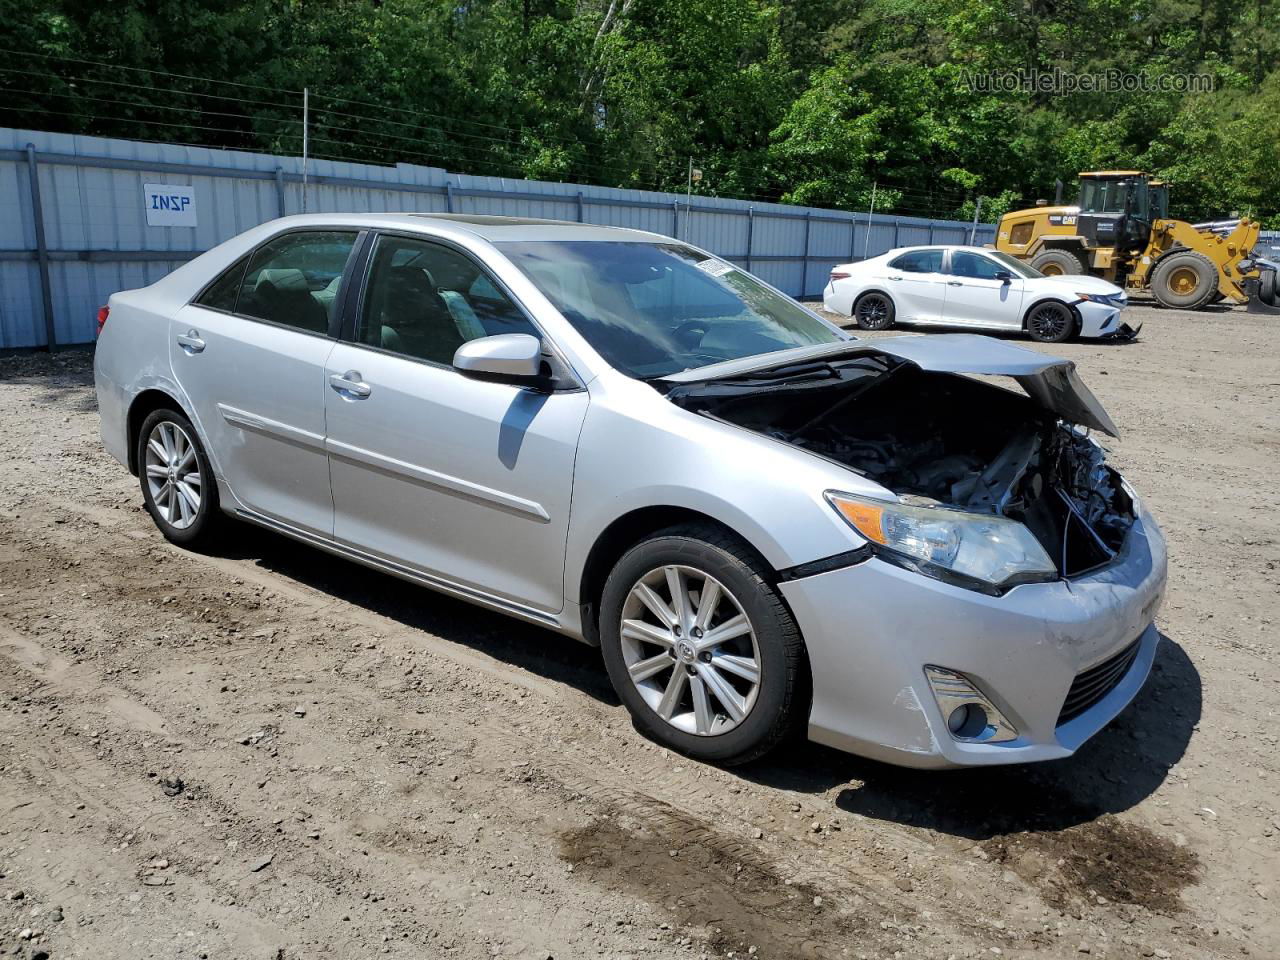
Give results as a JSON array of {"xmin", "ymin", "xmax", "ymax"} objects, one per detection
[{"xmin": 660, "ymin": 334, "xmax": 1120, "ymax": 436}]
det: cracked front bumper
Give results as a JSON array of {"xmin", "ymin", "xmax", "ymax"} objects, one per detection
[{"xmin": 780, "ymin": 503, "xmax": 1167, "ymax": 768}]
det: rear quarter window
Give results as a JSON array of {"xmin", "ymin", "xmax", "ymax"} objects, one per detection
[{"xmin": 194, "ymin": 255, "xmax": 251, "ymax": 312}]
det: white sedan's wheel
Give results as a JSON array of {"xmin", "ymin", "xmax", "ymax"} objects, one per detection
[
  {"xmin": 619, "ymin": 564, "xmax": 762, "ymax": 737},
  {"xmin": 853, "ymin": 292, "xmax": 895, "ymax": 330}
]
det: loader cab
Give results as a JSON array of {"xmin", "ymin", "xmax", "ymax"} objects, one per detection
[
  {"xmin": 1149, "ymin": 180, "xmax": 1170, "ymax": 220},
  {"xmin": 1076, "ymin": 171, "xmax": 1154, "ymax": 254}
]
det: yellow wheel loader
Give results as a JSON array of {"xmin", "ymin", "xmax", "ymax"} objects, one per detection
[{"xmin": 995, "ymin": 171, "xmax": 1279, "ymax": 312}]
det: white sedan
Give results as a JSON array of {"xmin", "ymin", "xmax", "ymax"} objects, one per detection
[{"xmin": 823, "ymin": 246, "xmax": 1139, "ymax": 342}]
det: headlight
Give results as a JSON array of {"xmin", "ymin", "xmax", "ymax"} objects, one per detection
[
  {"xmin": 826, "ymin": 491, "xmax": 1058, "ymax": 591},
  {"xmin": 1077, "ymin": 292, "xmax": 1125, "ymax": 307}
]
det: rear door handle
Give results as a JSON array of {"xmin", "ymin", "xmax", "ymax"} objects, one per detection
[
  {"xmin": 888, "ymin": 275, "xmax": 903, "ymax": 281},
  {"xmin": 176, "ymin": 330, "xmax": 205, "ymax": 353},
  {"xmin": 947, "ymin": 281, "xmax": 964, "ymax": 286},
  {"xmin": 329, "ymin": 371, "xmax": 371, "ymax": 399}
]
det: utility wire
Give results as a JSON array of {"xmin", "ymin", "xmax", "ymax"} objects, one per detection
[
  {"xmin": 0, "ymin": 66, "xmax": 306, "ymax": 114},
  {"xmin": 0, "ymin": 47, "xmax": 305, "ymax": 98}
]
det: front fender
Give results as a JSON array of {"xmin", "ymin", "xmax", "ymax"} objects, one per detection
[{"xmin": 563, "ymin": 375, "xmax": 874, "ymax": 604}]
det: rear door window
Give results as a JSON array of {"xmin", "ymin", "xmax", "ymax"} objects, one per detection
[
  {"xmin": 888, "ymin": 249, "xmax": 943, "ymax": 273},
  {"xmin": 235, "ymin": 231, "xmax": 360, "ymax": 334}
]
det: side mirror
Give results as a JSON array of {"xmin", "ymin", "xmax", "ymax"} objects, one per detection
[
  {"xmin": 994, "ymin": 270, "xmax": 1015, "ymax": 283},
  {"xmin": 453, "ymin": 333, "xmax": 554, "ymax": 389}
]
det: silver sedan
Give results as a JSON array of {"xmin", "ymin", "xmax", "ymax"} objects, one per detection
[{"xmin": 94, "ymin": 214, "xmax": 1166, "ymax": 767}]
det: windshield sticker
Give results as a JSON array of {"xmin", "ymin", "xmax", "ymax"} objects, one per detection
[{"xmin": 695, "ymin": 258, "xmax": 736, "ymax": 278}]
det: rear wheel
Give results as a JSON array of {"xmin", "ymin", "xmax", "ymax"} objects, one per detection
[
  {"xmin": 136, "ymin": 408, "xmax": 222, "ymax": 547},
  {"xmin": 853, "ymin": 291, "xmax": 895, "ymax": 330},
  {"xmin": 599, "ymin": 526, "xmax": 808, "ymax": 766},
  {"xmin": 1025, "ymin": 300, "xmax": 1076, "ymax": 343},
  {"xmin": 1151, "ymin": 250, "xmax": 1219, "ymax": 309},
  {"xmin": 1030, "ymin": 249, "xmax": 1087, "ymax": 277}
]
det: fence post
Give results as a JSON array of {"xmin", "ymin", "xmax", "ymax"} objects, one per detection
[
  {"xmin": 577, "ymin": 191, "xmax": 585, "ymax": 223},
  {"xmin": 25, "ymin": 144, "xmax": 56, "ymax": 352},
  {"xmin": 446, "ymin": 181, "xmax": 455, "ymax": 213},
  {"xmin": 274, "ymin": 167, "xmax": 286, "ymax": 217},
  {"xmin": 928, "ymin": 223, "xmax": 935, "ymax": 244},
  {"xmin": 893, "ymin": 218, "xmax": 900, "ymax": 248},
  {"xmin": 745, "ymin": 207, "xmax": 754, "ymax": 272},
  {"xmin": 849, "ymin": 216, "xmax": 857, "ymax": 262},
  {"xmin": 801, "ymin": 211, "xmax": 812, "ymax": 298},
  {"xmin": 673, "ymin": 200, "xmax": 680, "ymax": 238}
]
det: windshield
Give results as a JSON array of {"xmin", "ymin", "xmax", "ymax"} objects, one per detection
[
  {"xmin": 987, "ymin": 250, "xmax": 1044, "ymax": 279},
  {"xmin": 496, "ymin": 240, "xmax": 844, "ymax": 378},
  {"xmin": 1079, "ymin": 178, "xmax": 1149, "ymax": 219}
]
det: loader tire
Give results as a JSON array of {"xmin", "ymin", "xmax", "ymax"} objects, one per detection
[
  {"xmin": 1261, "ymin": 268, "xmax": 1279, "ymax": 307},
  {"xmin": 1030, "ymin": 249, "xmax": 1087, "ymax": 276},
  {"xmin": 1151, "ymin": 250, "xmax": 1219, "ymax": 309}
]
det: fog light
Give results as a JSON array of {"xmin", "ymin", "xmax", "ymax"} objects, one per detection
[
  {"xmin": 947, "ymin": 703, "xmax": 989, "ymax": 739},
  {"xmin": 925, "ymin": 666, "xmax": 1019, "ymax": 743}
]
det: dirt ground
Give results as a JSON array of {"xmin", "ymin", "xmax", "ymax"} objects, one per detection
[{"xmin": 1, "ymin": 301, "xmax": 1277, "ymax": 960}]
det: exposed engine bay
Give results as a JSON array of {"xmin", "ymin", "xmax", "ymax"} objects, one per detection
[{"xmin": 665, "ymin": 354, "xmax": 1136, "ymax": 577}]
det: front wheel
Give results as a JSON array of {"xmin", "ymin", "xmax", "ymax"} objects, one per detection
[
  {"xmin": 1025, "ymin": 300, "xmax": 1076, "ymax": 343},
  {"xmin": 1150, "ymin": 250, "xmax": 1218, "ymax": 309},
  {"xmin": 853, "ymin": 291, "xmax": 895, "ymax": 330},
  {"xmin": 599, "ymin": 527, "xmax": 808, "ymax": 766}
]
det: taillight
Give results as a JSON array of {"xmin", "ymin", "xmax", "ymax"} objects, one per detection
[
  {"xmin": 96, "ymin": 305, "xmax": 110, "ymax": 337},
  {"xmin": 830, "ymin": 271, "xmax": 851, "ymax": 280}
]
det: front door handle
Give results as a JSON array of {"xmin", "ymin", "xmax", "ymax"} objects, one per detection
[
  {"xmin": 888, "ymin": 275, "xmax": 903, "ymax": 281},
  {"xmin": 329, "ymin": 371, "xmax": 371, "ymax": 399},
  {"xmin": 947, "ymin": 281, "xmax": 964, "ymax": 286},
  {"xmin": 176, "ymin": 330, "xmax": 205, "ymax": 353}
]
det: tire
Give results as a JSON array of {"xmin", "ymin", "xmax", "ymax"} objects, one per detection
[
  {"xmin": 1151, "ymin": 250, "xmax": 1219, "ymax": 309},
  {"xmin": 136, "ymin": 407, "xmax": 222, "ymax": 548},
  {"xmin": 853, "ymin": 291, "xmax": 895, "ymax": 330},
  {"xmin": 1030, "ymin": 249, "xmax": 1087, "ymax": 277},
  {"xmin": 1025, "ymin": 300, "xmax": 1077, "ymax": 343},
  {"xmin": 598, "ymin": 525, "xmax": 809, "ymax": 766},
  {"xmin": 1260, "ymin": 267, "xmax": 1279, "ymax": 307}
]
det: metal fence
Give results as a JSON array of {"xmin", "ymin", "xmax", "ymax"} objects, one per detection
[{"xmin": 0, "ymin": 127, "xmax": 996, "ymax": 349}]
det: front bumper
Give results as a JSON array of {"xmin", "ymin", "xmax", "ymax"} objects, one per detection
[
  {"xmin": 1077, "ymin": 300, "xmax": 1139, "ymax": 339},
  {"xmin": 780, "ymin": 503, "xmax": 1167, "ymax": 768}
]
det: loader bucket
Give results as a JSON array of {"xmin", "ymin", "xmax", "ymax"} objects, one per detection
[{"xmin": 1243, "ymin": 267, "xmax": 1280, "ymax": 315}]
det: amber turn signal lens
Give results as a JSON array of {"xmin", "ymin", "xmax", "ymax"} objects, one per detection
[{"xmin": 831, "ymin": 498, "xmax": 887, "ymax": 544}]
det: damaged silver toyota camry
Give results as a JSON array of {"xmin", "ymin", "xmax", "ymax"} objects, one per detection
[{"xmin": 95, "ymin": 214, "xmax": 1165, "ymax": 769}]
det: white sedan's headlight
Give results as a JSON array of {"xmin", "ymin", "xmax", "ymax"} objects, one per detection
[
  {"xmin": 826, "ymin": 491, "xmax": 1058, "ymax": 591},
  {"xmin": 1077, "ymin": 291, "xmax": 1126, "ymax": 307}
]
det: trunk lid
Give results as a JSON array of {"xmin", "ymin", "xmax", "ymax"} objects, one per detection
[{"xmin": 659, "ymin": 334, "xmax": 1119, "ymax": 436}]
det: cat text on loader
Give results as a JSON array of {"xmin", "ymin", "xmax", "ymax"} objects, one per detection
[{"xmin": 995, "ymin": 171, "xmax": 1275, "ymax": 312}]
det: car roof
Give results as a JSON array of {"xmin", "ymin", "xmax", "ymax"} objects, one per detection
[
  {"xmin": 885, "ymin": 244, "xmax": 997, "ymax": 255},
  {"xmin": 253, "ymin": 212, "xmax": 672, "ymax": 244}
]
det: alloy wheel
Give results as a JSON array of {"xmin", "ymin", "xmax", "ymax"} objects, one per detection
[
  {"xmin": 144, "ymin": 420, "xmax": 202, "ymax": 530},
  {"xmin": 619, "ymin": 565, "xmax": 761, "ymax": 736},
  {"xmin": 856, "ymin": 295, "xmax": 889, "ymax": 328},
  {"xmin": 1028, "ymin": 304, "xmax": 1070, "ymax": 340}
]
